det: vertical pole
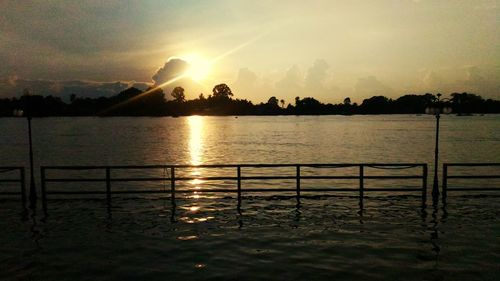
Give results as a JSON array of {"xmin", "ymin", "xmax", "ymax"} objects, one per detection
[
  {"xmin": 432, "ymin": 113, "xmax": 440, "ymax": 204},
  {"xmin": 296, "ymin": 165, "xmax": 301, "ymax": 203},
  {"xmin": 442, "ymin": 164, "xmax": 448, "ymax": 203},
  {"xmin": 237, "ymin": 166, "xmax": 241, "ymax": 206},
  {"xmin": 27, "ymin": 116, "xmax": 37, "ymax": 206},
  {"xmin": 105, "ymin": 167, "xmax": 111, "ymax": 204},
  {"xmin": 41, "ymin": 167, "xmax": 47, "ymax": 210},
  {"xmin": 170, "ymin": 167, "xmax": 176, "ymax": 206},
  {"xmin": 20, "ymin": 168, "xmax": 26, "ymax": 208},
  {"xmin": 422, "ymin": 164, "xmax": 428, "ymax": 204},
  {"xmin": 359, "ymin": 165, "xmax": 364, "ymax": 205}
]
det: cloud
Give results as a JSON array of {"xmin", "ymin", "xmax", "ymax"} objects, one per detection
[
  {"xmin": 128, "ymin": 82, "xmax": 151, "ymax": 91},
  {"xmin": 275, "ymin": 65, "xmax": 303, "ymax": 97},
  {"xmin": 464, "ymin": 66, "xmax": 485, "ymax": 84},
  {"xmin": 0, "ymin": 77, "xmax": 150, "ymax": 100},
  {"xmin": 150, "ymin": 58, "xmax": 209, "ymax": 100},
  {"xmin": 304, "ymin": 59, "xmax": 330, "ymax": 93},
  {"xmin": 355, "ymin": 76, "xmax": 394, "ymax": 97},
  {"xmin": 234, "ymin": 68, "xmax": 258, "ymax": 89},
  {"xmin": 7, "ymin": 75, "xmax": 18, "ymax": 87},
  {"xmin": 421, "ymin": 70, "xmax": 447, "ymax": 92},
  {"xmin": 459, "ymin": 65, "xmax": 500, "ymax": 96},
  {"xmin": 152, "ymin": 58, "xmax": 190, "ymax": 86},
  {"xmin": 233, "ymin": 68, "xmax": 259, "ymax": 98},
  {"xmin": 474, "ymin": 1, "xmax": 497, "ymax": 10}
]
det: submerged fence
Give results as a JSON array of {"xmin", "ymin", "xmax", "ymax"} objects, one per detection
[
  {"xmin": 0, "ymin": 167, "xmax": 26, "ymax": 203},
  {"xmin": 442, "ymin": 163, "xmax": 500, "ymax": 199},
  {"xmin": 40, "ymin": 163, "xmax": 428, "ymax": 206},
  {"xmin": 4, "ymin": 163, "xmax": 500, "ymax": 206}
]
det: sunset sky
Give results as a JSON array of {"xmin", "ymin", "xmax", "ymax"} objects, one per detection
[{"xmin": 0, "ymin": 0, "xmax": 498, "ymax": 103}]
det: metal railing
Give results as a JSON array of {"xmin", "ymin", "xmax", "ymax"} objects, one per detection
[
  {"xmin": 0, "ymin": 167, "xmax": 26, "ymax": 203},
  {"xmin": 442, "ymin": 163, "xmax": 500, "ymax": 199},
  {"xmin": 41, "ymin": 163, "xmax": 428, "ymax": 206}
]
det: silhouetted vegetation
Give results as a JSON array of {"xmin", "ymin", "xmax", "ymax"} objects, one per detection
[{"xmin": 0, "ymin": 84, "xmax": 499, "ymax": 117}]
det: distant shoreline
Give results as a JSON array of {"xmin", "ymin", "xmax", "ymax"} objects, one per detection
[{"xmin": 2, "ymin": 85, "xmax": 499, "ymax": 117}]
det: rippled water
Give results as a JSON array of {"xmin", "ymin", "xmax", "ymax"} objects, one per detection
[
  {"xmin": 1, "ymin": 196, "xmax": 499, "ymax": 280},
  {"xmin": 1, "ymin": 115, "xmax": 499, "ymax": 280},
  {"xmin": 1, "ymin": 115, "xmax": 499, "ymax": 166}
]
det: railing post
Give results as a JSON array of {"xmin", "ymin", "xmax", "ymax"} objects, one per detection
[
  {"xmin": 422, "ymin": 164, "xmax": 428, "ymax": 204},
  {"xmin": 170, "ymin": 167, "xmax": 176, "ymax": 206},
  {"xmin": 237, "ymin": 166, "xmax": 241, "ymax": 207},
  {"xmin": 296, "ymin": 165, "xmax": 301, "ymax": 202},
  {"xmin": 442, "ymin": 164, "xmax": 448, "ymax": 202},
  {"xmin": 359, "ymin": 165, "xmax": 364, "ymax": 205},
  {"xmin": 105, "ymin": 167, "xmax": 111, "ymax": 204},
  {"xmin": 41, "ymin": 167, "xmax": 47, "ymax": 210},
  {"xmin": 20, "ymin": 168, "xmax": 26, "ymax": 207}
]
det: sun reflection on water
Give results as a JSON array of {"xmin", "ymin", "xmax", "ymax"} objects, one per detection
[
  {"xmin": 187, "ymin": 115, "xmax": 204, "ymax": 212},
  {"xmin": 189, "ymin": 206, "xmax": 200, "ymax": 212},
  {"xmin": 188, "ymin": 115, "xmax": 204, "ymax": 166}
]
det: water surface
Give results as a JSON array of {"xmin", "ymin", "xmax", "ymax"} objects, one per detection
[{"xmin": 1, "ymin": 115, "xmax": 499, "ymax": 280}]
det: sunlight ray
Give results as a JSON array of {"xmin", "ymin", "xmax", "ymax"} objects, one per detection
[
  {"xmin": 100, "ymin": 32, "xmax": 268, "ymax": 115},
  {"xmin": 100, "ymin": 73, "xmax": 187, "ymax": 115}
]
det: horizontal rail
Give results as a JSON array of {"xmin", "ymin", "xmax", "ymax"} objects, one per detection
[
  {"xmin": 0, "ymin": 167, "xmax": 26, "ymax": 203},
  {"xmin": 43, "ymin": 175, "xmax": 425, "ymax": 183},
  {"xmin": 445, "ymin": 187, "xmax": 500, "ymax": 191},
  {"xmin": 443, "ymin": 163, "xmax": 500, "ymax": 199},
  {"xmin": 0, "ymin": 191, "xmax": 24, "ymax": 195},
  {"xmin": 0, "ymin": 179, "xmax": 24, "ymax": 183},
  {"xmin": 45, "ymin": 187, "xmax": 425, "ymax": 195},
  {"xmin": 40, "ymin": 163, "xmax": 428, "ymax": 207},
  {"xmin": 446, "ymin": 175, "xmax": 500, "ymax": 179},
  {"xmin": 444, "ymin": 163, "xmax": 500, "ymax": 167},
  {"xmin": 42, "ymin": 163, "xmax": 426, "ymax": 169}
]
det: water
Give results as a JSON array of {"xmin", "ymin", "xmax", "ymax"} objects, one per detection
[
  {"xmin": 1, "ymin": 115, "xmax": 499, "ymax": 166},
  {"xmin": 1, "ymin": 115, "xmax": 499, "ymax": 280}
]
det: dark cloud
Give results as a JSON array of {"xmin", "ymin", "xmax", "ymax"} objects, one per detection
[
  {"xmin": 128, "ymin": 82, "xmax": 151, "ymax": 91},
  {"xmin": 152, "ymin": 58, "xmax": 190, "ymax": 86},
  {"xmin": 0, "ymin": 77, "xmax": 151, "ymax": 101}
]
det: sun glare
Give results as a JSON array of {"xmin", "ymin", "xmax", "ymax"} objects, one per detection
[{"xmin": 184, "ymin": 55, "xmax": 212, "ymax": 81}]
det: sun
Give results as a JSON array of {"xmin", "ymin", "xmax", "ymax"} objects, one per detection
[{"xmin": 184, "ymin": 54, "xmax": 212, "ymax": 82}]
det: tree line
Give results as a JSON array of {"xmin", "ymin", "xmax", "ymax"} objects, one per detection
[{"xmin": 1, "ymin": 83, "xmax": 499, "ymax": 117}]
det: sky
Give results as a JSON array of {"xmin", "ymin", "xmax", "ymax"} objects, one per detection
[{"xmin": 0, "ymin": 0, "xmax": 498, "ymax": 104}]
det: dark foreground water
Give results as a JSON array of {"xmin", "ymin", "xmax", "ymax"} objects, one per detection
[
  {"xmin": 1, "ymin": 195, "xmax": 499, "ymax": 280},
  {"xmin": 1, "ymin": 115, "xmax": 499, "ymax": 280}
]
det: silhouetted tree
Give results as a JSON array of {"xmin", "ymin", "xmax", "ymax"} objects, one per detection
[
  {"xmin": 343, "ymin": 97, "xmax": 351, "ymax": 105},
  {"xmin": 212, "ymin": 84, "xmax": 233, "ymax": 100},
  {"xmin": 451, "ymin": 92, "xmax": 484, "ymax": 115},
  {"xmin": 394, "ymin": 94, "xmax": 434, "ymax": 113},
  {"xmin": 295, "ymin": 97, "xmax": 323, "ymax": 114},
  {"xmin": 360, "ymin": 96, "xmax": 392, "ymax": 114},
  {"xmin": 1, "ymin": 87, "xmax": 499, "ymax": 117},
  {"xmin": 171, "ymin": 87, "xmax": 185, "ymax": 102},
  {"xmin": 267, "ymin": 96, "xmax": 279, "ymax": 107}
]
